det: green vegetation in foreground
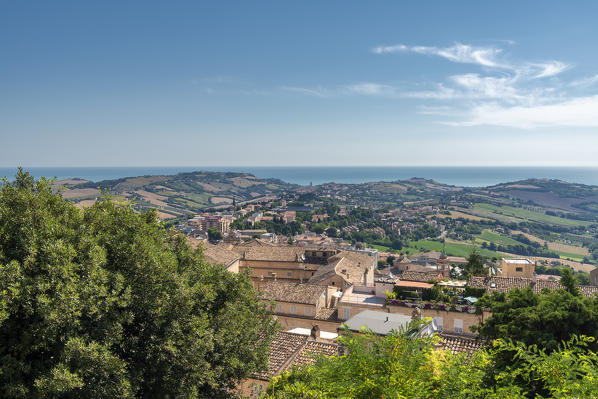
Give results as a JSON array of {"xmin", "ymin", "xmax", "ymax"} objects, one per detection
[
  {"xmin": 0, "ymin": 170, "xmax": 278, "ymax": 398},
  {"xmin": 266, "ymin": 327, "xmax": 598, "ymax": 398},
  {"xmin": 474, "ymin": 203, "xmax": 593, "ymax": 227}
]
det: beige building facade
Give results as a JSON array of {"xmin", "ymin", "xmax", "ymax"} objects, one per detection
[{"xmin": 501, "ymin": 258, "xmax": 535, "ymax": 278}]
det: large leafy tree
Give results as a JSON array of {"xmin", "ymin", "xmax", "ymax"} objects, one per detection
[
  {"xmin": 0, "ymin": 170, "xmax": 277, "ymax": 398},
  {"xmin": 475, "ymin": 286, "xmax": 598, "ymax": 353},
  {"xmin": 474, "ymin": 279, "xmax": 598, "ymax": 397}
]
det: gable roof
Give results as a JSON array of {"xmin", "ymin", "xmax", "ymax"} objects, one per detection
[
  {"xmin": 236, "ymin": 238, "xmax": 275, "ymax": 247},
  {"xmin": 259, "ymin": 281, "xmax": 326, "ymax": 305},
  {"xmin": 233, "ymin": 246, "xmax": 305, "ymax": 262},
  {"xmin": 289, "ymin": 341, "xmax": 339, "ymax": 369},
  {"xmin": 399, "ymin": 271, "xmax": 443, "ymax": 283},
  {"xmin": 438, "ymin": 332, "xmax": 484, "ymax": 355},
  {"xmin": 308, "ymin": 250, "xmax": 376, "ymax": 286},
  {"xmin": 468, "ymin": 276, "xmax": 598, "ymax": 298},
  {"xmin": 252, "ymin": 332, "xmax": 340, "ymax": 381},
  {"xmin": 252, "ymin": 332, "xmax": 308, "ymax": 380},
  {"xmin": 203, "ymin": 244, "xmax": 239, "ymax": 267}
]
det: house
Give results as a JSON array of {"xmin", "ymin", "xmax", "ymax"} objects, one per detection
[
  {"xmin": 257, "ymin": 280, "xmax": 340, "ymax": 330},
  {"xmin": 500, "ymin": 258, "xmax": 535, "ymax": 278},
  {"xmin": 202, "ymin": 243, "xmax": 240, "ymax": 273},
  {"xmin": 281, "ymin": 210, "xmax": 296, "ymax": 223},
  {"xmin": 225, "ymin": 244, "xmax": 376, "ymax": 290},
  {"xmin": 247, "ymin": 212, "xmax": 263, "ymax": 226},
  {"xmin": 236, "ymin": 246, "xmax": 320, "ymax": 284},
  {"xmin": 259, "ymin": 281, "xmax": 328, "ymax": 319},
  {"xmin": 308, "ymin": 250, "xmax": 376, "ymax": 289},
  {"xmin": 238, "ymin": 329, "xmax": 340, "ymax": 398}
]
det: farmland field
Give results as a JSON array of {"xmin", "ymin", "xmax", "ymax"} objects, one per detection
[
  {"xmin": 474, "ymin": 203, "xmax": 593, "ymax": 227},
  {"xmin": 405, "ymin": 239, "xmax": 504, "ymax": 259},
  {"xmin": 477, "ymin": 230, "xmax": 524, "ymax": 246}
]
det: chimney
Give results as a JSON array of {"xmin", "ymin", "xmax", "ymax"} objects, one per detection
[{"xmin": 310, "ymin": 325, "xmax": 321, "ymax": 341}]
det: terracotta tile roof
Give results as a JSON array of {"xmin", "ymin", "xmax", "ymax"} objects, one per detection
[
  {"xmin": 236, "ymin": 238, "xmax": 276, "ymax": 247},
  {"xmin": 438, "ymin": 332, "xmax": 485, "ymax": 355},
  {"xmin": 314, "ymin": 308, "xmax": 338, "ymax": 321},
  {"xmin": 399, "ymin": 271, "xmax": 443, "ymax": 283},
  {"xmin": 233, "ymin": 246, "xmax": 305, "ymax": 262},
  {"xmin": 467, "ymin": 276, "xmax": 532, "ymax": 293},
  {"xmin": 318, "ymin": 250, "xmax": 376, "ymax": 285},
  {"xmin": 259, "ymin": 281, "xmax": 326, "ymax": 305},
  {"xmin": 252, "ymin": 332, "xmax": 307, "ymax": 380},
  {"xmin": 468, "ymin": 276, "xmax": 598, "ymax": 298},
  {"xmin": 395, "ymin": 281, "xmax": 435, "ymax": 289},
  {"xmin": 289, "ymin": 341, "xmax": 340, "ymax": 369},
  {"xmin": 203, "ymin": 244, "xmax": 239, "ymax": 267},
  {"xmin": 532, "ymin": 279, "xmax": 561, "ymax": 294},
  {"xmin": 252, "ymin": 332, "xmax": 340, "ymax": 381},
  {"xmin": 308, "ymin": 258, "xmax": 343, "ymax": 284},
  {"xmin": 580, "ymin": 285, "xmax": 598, "ymax": 297}
]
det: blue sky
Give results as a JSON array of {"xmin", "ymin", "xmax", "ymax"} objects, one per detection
[{"xmin": 2, "ymin": 1, "xmax": 598, "ymax": 166}]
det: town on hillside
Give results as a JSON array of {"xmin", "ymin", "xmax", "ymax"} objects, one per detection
[{"xmin": 173, "ymin": 193, "xmax": 598, "ymax": 396}]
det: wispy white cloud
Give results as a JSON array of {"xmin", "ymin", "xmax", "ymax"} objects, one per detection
[
  {"xmin": 570, "ymin": 74, "xmax": 598, "ymax": 87},
  {"xmin": 529, "ymin": 61, "xmax": 570, "ymax": 78},
  {"xmin": 450, "ymin": 95, "xmax": 598, "ymax": 129},
  {"xmin": 341, "ymin": 83, "xmax": 399, "ymax": 96},
  {"xmin": 283, "ymin": 83, "xmax": 401, "ymax": 98},
  {"xmin": 282, "ymin": 86, "xmax": 331, "ymax": 97},
  {"xmin": 372, "ymin": 42, "xmax": 507, "ymax": 68},
  {"xmin": 284, "ymin": 41, "xmax": 598, "ymax": 129}
]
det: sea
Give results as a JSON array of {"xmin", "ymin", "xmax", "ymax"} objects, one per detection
[{"xmin": 2, "ymin": 166, "xmax": 598, "ymax": 188}]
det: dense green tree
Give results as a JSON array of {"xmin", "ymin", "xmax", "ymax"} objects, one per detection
[
  {"xmin": 463, "ymin": 249, "xmax": 486, "ymax": 277},
  {"xmin": 474, "ymin": 285, "xmax": 598, "ymax": 396},
  {"xmin": 0, "ymin": 170, "xmax": 277, "ymax": 398},
  {"xmin": 475, "ymin": 287, "xmax": 598, "ymax": 353},
  {"xmin": 559, "ymin": 267, "xmax": 579, "ymax": 295},
  {"xmin": 325, "ymin": 227, "xmax": 337, "ymax": 237},
  {"xmin": 311, "ymin": 223, "xmax": 325, "ymax": 234},
  {"xmin": 207, "ymin": 227, "xmax": 223, "ymax": 241}
]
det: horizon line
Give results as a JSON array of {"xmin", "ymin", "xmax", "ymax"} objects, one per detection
[{"xmin": 4, "ymin": 165, "xmax": 598, "ymax": 169}]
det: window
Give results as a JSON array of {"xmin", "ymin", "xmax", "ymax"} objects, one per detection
[
  {"xmin": 454, "ymin": 319, "xmax": 463, "ymax": 333},
  {"xmin": 342, "ymin": 307, "xmax": 351, "ymax": 320},
  {"xmin": 290, "ymin": 305, "xmax": 296, "ymax": 315},
  {"xmin": 287, "ymin": 271, "xmax": 293, "ymax": 277},
  {"xmin": 433, "ymin": 317, "xmax": 443, "ymax": 330},
  {"xmin": 276, "ymin": 304, "xmax": 282, "ymax": 313},
  {"xmin": 304, "ymin": 307, "xmax": 312, "ymax": 316},
  {"xmin": 516, "ymin": 267, "xmax": 523, "ymax": 272}
]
